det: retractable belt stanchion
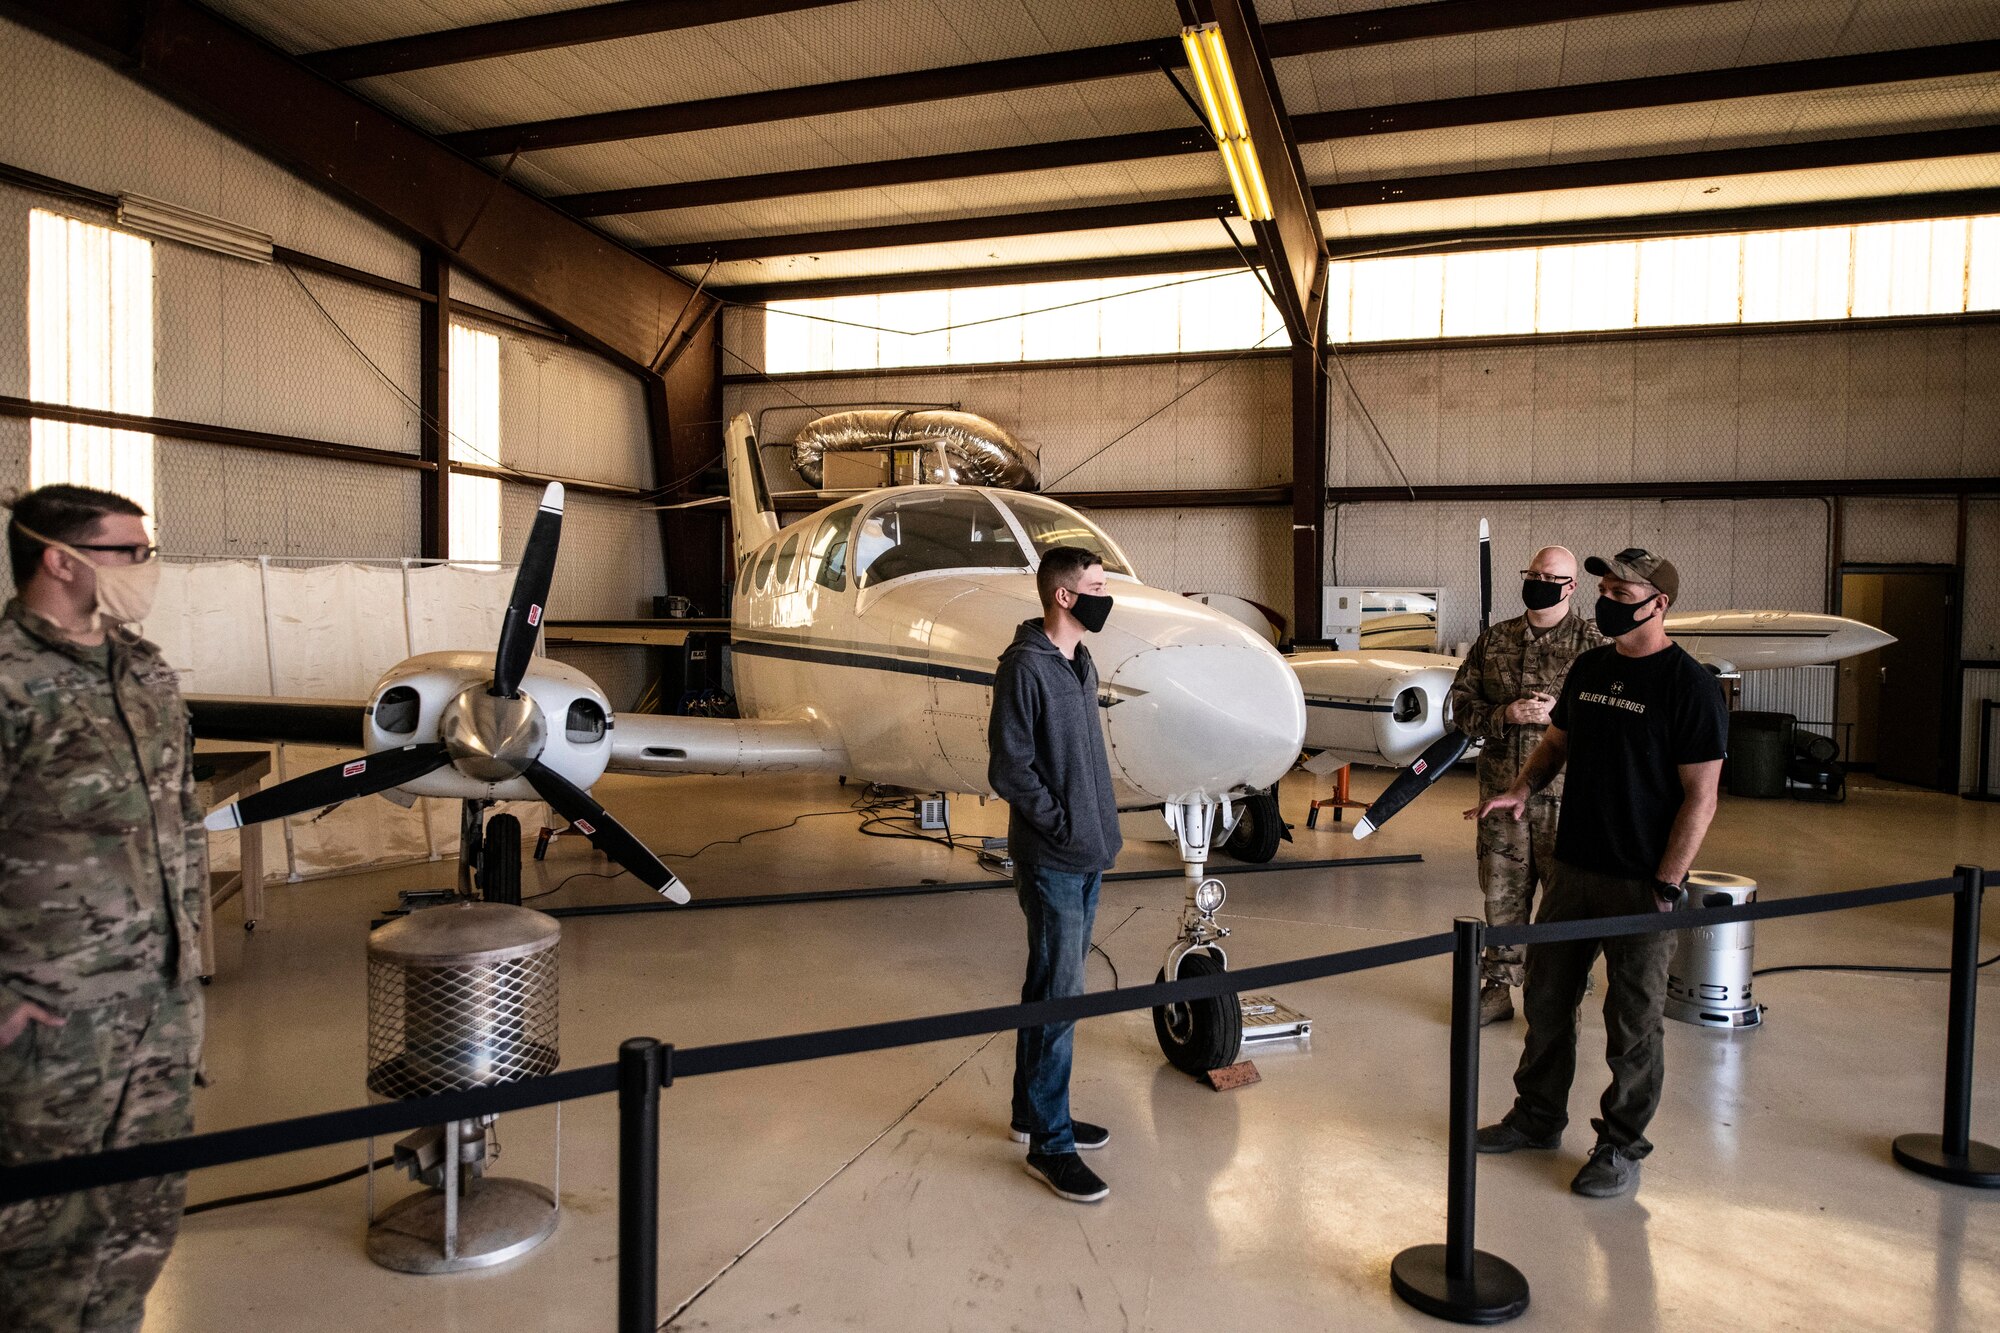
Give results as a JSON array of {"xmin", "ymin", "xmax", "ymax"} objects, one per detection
[
  {"xmin": 1392, "ymin": 917, "xmax": 1530, "ymax": 1324},
  {"xmin": 1892, "ymin": 865, "xmax": 2000, "ymax": 1186},
  {"xmin": 618, "ymin": 1038, "xmax": 668, "ymax": 1333}
]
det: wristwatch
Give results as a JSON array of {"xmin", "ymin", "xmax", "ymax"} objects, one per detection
[{"xmin": 1653, "ymin": 878, "xmax": 1687, "ymax": 906}]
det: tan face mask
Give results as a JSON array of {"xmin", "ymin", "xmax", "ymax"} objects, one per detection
[{"xmin": 11, "ymin": 520, "xmax": 162, "ymax": 627}]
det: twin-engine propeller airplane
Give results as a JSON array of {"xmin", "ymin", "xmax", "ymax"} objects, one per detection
[{"xmin": 192, "ymin": 413, "xmax": 1307, "ymax": 1074}]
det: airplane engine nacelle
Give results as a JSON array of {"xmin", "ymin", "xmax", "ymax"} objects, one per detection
[
  {"xmin": 362, "ymin": 650, "xmax": 614, "ymax": 800},
  {"xmin": 1291, "ymin": 650, "xmax": 1459, "ymax": 768}
]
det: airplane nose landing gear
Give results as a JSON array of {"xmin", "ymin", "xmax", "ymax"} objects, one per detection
[{"xmin": 1153, "ymin": 799, "xmax": 1245, "ymax": 1076}]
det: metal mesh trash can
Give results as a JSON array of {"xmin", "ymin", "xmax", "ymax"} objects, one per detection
[
  {"xmin": 1665, "ymin": 871, "xmax": 1762, "ymax": 1030},
  {"xmin": 365, "ymin": 903, "xmax": 563, "ymax": 1273}
]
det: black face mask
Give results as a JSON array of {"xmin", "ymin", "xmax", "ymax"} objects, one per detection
[
  {"xmin": 1068, "ymin": 592, "xmax": 1113, "ymax": 633},
  {"xmin": 1594, "ymin": 594, "xmax": 1659, "ymax": 639},
  {"xmin": 1521, "ymin": 578, "xmax": 1568, "ymax": 611}
]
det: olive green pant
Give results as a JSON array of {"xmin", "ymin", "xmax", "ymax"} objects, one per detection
[
  {"xmin": 0, "ymin": 985, "xmax": 202, "ymax": 1333},
  {"xmin": 1501, "ymin": 862, "xmax": 1674, "ymax": 1158}
]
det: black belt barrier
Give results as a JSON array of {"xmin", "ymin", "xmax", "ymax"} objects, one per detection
[{"xmin": 0, "ymin": 866, "xmax": 1992, "ymax": 1333}]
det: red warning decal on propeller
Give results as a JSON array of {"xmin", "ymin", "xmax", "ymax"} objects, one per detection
[
  {"xmin": 574, "ymin": 818, "xmax": 596, "ymax": 835},
  {"xmin": 528, "ymin": 604, "xmax": 543, "ymax": 627},
  {"xmin": 1412, "ymin": 759, "xmax": 1427, "ymax": 775},
  {"xmin": 344, "ymin": 760, "xmax": 368, "ymax": 778}
]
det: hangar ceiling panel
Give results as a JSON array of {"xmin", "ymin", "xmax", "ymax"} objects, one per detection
[
  {"xmin": 488, "ymin": 73, "xmax": 1191, "ymax": 195},
  {"xmin": 1318, "ymin": 150, "xmax": 2000, "ymax": 245},
  {"xmin": 1298, "ymin": 75, "xmax": 2000, "ymax": 183},
  {"xmin": 203, "ymin": 1, "xmax": 608, "ymax": 54},
  {"xmin": 340, "ymin": 0, "xmax": 1177, "ymax": 136},
  {"xmin": 687, "ymin": 218, "xmax": 1238, "ymax": 290},
  {"xmin": 585, "ymin": 157, "xmax": 1227, "ymax": 249}
]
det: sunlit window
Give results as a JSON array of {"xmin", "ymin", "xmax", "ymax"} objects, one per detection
[
  {"xmin": 764, "ymin": 270, "xmax": 1285, "ymax": 373},
  {"xmin": 448, "ymin": 323, "xmax": 501, "ymax": 564},
  {"xmin": 28, "ymin": 210, "xmax": 155, "ymax": 511},
  {"xmin": 757, "ymin": 214, "xmax": 2000, "ymax": 373}
]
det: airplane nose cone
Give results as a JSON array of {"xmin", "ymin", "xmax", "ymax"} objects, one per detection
[{"xmin": 1104, "ymin": 641, "xmax": 1305, "ymax": 803}]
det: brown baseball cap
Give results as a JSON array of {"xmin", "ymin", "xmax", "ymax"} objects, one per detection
[{"xmin": 1585, "ymin": 547, "xmax": 1680, "ymax": 601}]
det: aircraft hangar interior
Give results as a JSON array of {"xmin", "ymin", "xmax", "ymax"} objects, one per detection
[{"xmin": 2, "ymin": 1, "xmax": 1999, "ymax": 1330}]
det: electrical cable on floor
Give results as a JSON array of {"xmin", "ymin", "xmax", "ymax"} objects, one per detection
[
  {"xmin": 183, "ymin": 1155, "xmax": 394, "ymax": 1216},
  {"xmin": 1753, "ymin": 952, "xmax": 1999, "ymax": 978},
  {"xmin": 1090, "ymin": 942, "xmax": 1120, "ymax": 989}
]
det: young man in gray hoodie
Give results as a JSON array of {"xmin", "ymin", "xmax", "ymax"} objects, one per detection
[{"xmin": 987, "ymin": 546, "xmax": 1123, "ymax": 1203}]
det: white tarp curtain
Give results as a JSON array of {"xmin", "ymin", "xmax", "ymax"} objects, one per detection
[{"xmin": 146, "ymin": 557, "xmax": 540, "ymax": 882}]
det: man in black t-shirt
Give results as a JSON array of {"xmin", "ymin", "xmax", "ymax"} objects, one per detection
[{"xmin": 1464, "ymin": 548, "xmax": 1728, "ymax": 1199}]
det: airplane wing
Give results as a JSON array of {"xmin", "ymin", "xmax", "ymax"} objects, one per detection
[
  {"xmin": 608, "ymin": 713, "xmax": 849, "ymax": 777},
  {"xmin": 188, "ymin": 695, "xmax": 369, "ymax": 747}
]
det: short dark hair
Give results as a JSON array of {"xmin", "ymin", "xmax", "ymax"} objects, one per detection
[
  {"xmin": 7, "ymin": 484, "xmax": 147, "ymax": 586},
  {"xmin": 1036, "ymin": 545, "xmax": 1102, "ymax": 609}
]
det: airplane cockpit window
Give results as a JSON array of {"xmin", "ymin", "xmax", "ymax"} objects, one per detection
[
  {"xmin": 854, "ymin": 492, "xmax": 1028, "ymax": 589},
  {"xmin": 995, "ymin": 494, "xmax": 1133, "ymax": 575},
  {"xmin": 773, "ymin": 528, "xmax": 805, "ymax": 587},
  {"xmin": 810, "ymin": 504, "xmax": 858, "ymax": 591}
]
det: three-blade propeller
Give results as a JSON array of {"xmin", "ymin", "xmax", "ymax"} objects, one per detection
[{"xmin": 203, "ymin": 483, "xmax": 688, "ymax": 903}]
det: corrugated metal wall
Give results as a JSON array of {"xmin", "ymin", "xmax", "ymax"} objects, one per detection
[{"xmin": 0, "ymin": 18, "xmax": 664, "ymax": 701}]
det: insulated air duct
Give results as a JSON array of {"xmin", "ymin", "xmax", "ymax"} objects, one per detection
[{"xmin": 790, "ymin": 409, "xmax": 1037, "ymax": 490}]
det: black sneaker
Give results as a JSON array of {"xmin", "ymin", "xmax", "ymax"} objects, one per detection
[
  {"xmin": 1010, "ymin": 1120, "xmax": 1110, "ymax": 1151},
  {"xmin": 1475, "ymin": 1120, "xmax": 1562, "ymax": 1154},
  {"xmin": 1023, "ymin": 1152, "xmax": 1109, "ymax": 1203},
  {"xmin": 1571, "ymin": 1143, "xmax": 1641, "ymax": 1197}
]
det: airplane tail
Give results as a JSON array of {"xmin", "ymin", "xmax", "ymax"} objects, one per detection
[{"xmin": 725, "ymin": 412, "xmax": 781, "ymax": 566}]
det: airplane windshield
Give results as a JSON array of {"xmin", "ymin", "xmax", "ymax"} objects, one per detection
[
  {"xmin": 854, "ymin": 492, "xmax": 1029, "ymax": 589},
  {"xmin": 996, "ymin": 494, "xmax": 1132, "ymax": 575}
]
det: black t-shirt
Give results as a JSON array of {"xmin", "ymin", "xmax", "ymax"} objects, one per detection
[{"xmin": 1551, "ymin": 642, "xmax": 1728, "ymax": 880}]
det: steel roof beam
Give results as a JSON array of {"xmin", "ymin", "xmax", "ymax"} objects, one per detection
[
  {"xmin": 305, "ymin": 1, "xmax": 856, "ymax": 82},
  {"xmin": 443, "ymin": 0, "xmax": 1735, "ymax": 157}
]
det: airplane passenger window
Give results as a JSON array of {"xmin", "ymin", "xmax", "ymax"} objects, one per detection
[
  {"xmin": 773, "ymin": 528, "xmax": 805, "ymax": 586},
  {"xmin": 855, "ymin": 492, "xmax": 1028, "ymax": 589},
  {"xmin": 995, "ymin": 494, "xmax": 1132, "ymax": 574},
  {"xmin": 811, "ymin": 504, "xmax": 858, "ymax": 591},
  {"xmin": 737, "ymin": 557, "xmax": 755, "ymax": 597},
  {"xmin": 752, "ymin": 541, "xmax": 778, "ymax": 593}
]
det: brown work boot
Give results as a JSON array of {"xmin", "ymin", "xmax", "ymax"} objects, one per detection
[{"xmin": 1479, "ymin": 982, "xmax": 1515, "ymax": 1026}]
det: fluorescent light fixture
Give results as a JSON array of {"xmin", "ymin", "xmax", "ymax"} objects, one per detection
[
  {"xmin": 1181, "ymin": 23, "xmax": 1273, "ymax": 222},
  {"xmin": 116, "ymin": 194, "xmax": 273, "ymax": 264}
]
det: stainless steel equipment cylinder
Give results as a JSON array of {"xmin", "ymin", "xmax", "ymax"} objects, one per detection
[
  {"xmin": 367, "ymin": 902, "xmax": 561, "ymax": 1098},
  {"xmin": 1665, "ymin": 871, "xmax": 1762, "ymax": 1030}
]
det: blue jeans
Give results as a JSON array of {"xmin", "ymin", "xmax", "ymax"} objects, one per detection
[{"xmin": 1011, "ymin": 863, "xmax": 1102, "ymax": 1155}]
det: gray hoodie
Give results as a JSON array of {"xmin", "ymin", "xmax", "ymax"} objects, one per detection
[{"xmin": 986, "ymin": 618, "xmax": 1124, "ymax": 874}]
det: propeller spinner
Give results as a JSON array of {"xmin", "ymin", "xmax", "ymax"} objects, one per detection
[{"xmin": 203, "ymin": 482, "xmax": 690, "ymax": 904}]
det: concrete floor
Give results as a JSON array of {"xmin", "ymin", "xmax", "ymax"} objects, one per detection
[{"xmin": 148, "ymin": 768, "xmax": 2000, "ymax": 1332}]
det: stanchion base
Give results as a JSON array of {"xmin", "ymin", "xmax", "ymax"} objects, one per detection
[
  {"xmin": 1391, "ymin": 1244, "xmax": 1530, "ymax": 1325},
  {"xmin": 1892, "ymin": 1134, "xmax": 2000, "ymax": 1187}
]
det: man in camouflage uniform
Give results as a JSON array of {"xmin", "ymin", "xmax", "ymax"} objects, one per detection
[
  {"xmin": 1, "ymin": 484, "xmax": 206, "ymax": 1333},
  {"xmin": 1449, "ymin": 545, "xmax": 1602, "ymax": 1025}
]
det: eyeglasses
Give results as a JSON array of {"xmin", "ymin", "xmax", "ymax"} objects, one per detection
[
  {"xmin": 69, "ymin": 543, "xmax": 159, "ymax": 564},
  {"xmin": 1520, "ymin": 571, "xmax": 1573, "ymax": 585}
]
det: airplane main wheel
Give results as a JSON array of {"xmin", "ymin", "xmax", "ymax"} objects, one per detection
[
  {"xmin": 480, "ymin": 813, "xmax": 522, "ymax": 906},
  {"xmin": 1223, "ymin": 788, "xmax": 1282, "ymax": 864},
  {"xmin": 1153, "ymin": 951, "xmax": 1242, "ymax": 1075}
]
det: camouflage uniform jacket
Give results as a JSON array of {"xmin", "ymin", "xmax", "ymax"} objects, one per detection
[
  {"xmin": 1449, "ymin": 609, "xmax": 1604, "ymax": 796},
  {"xmin": 0, "ymin": 599, "xmax": 206, "ymax": 1024}
]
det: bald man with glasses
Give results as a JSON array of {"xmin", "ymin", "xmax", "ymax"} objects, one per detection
[{"xmin": 1448, "ymin": 545, "xmax": 1603, "ymax": 1026}]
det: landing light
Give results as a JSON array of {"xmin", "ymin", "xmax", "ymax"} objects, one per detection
[{"xmin": 1194, "ymin": 879, "xmax": 1226, "ymax": 915}]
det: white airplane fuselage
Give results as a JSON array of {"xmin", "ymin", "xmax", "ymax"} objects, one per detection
[{"xmin": 720, "ymin": 485, "xmax": 1307, "ymax": 808}]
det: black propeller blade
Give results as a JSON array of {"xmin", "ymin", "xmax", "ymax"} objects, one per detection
[
  {"xmin": 1478, "ymin": 516, "xmax": 1492, "ymax": 634},
  {"xmin": 492, "ymin": 483, "xmax": 564, "ymax": 699},
  {"xmin": 1351, "ymin": 730, "xmax": 1473, "ymax": 841},
  {"xmin": 204, "ymin": 743, "xmax": 452, "ymax": 830},
  {"xmin": 524, "ymin": 759, "xmax": 690, "ymax": 904}
]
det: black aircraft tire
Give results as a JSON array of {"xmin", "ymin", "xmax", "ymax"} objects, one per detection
[
  {"xmin": 1223, "ymin": 788, "xmax": 1283, "ymax": 864},
  {"xmin": 1152, "ymin": 951, "xmax": 1243, "ymax": 1075},
  {"xmin": 481, "ymin": 813, "xmax": 523, "ymax": 906}
]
